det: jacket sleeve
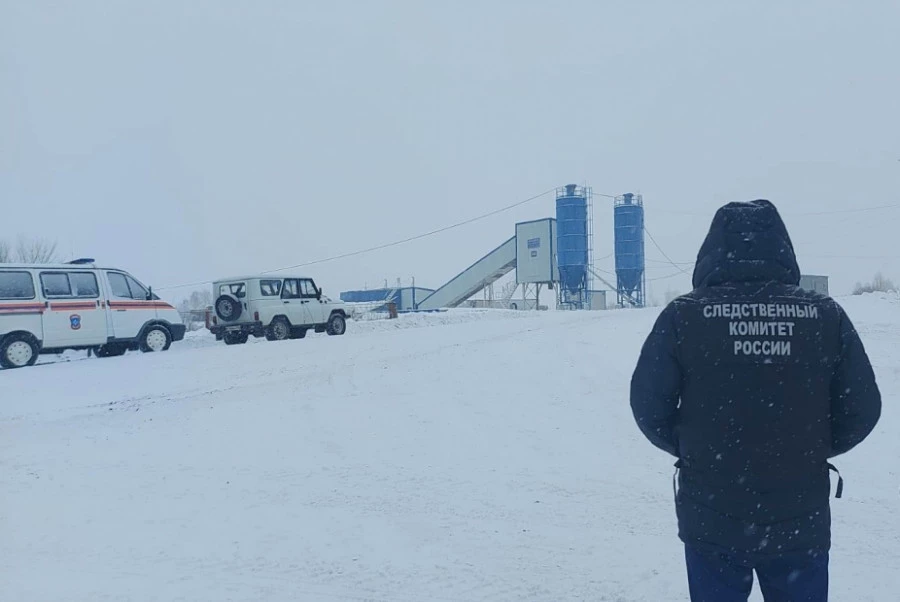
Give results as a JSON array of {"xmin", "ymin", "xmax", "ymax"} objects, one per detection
[
  {"xmin": 829, "ymin": 305, "xmax": 881, "ymax": 458},
  {"xmin": 630, "ymin": 304, "xmax": 682, "ymax": 457}
]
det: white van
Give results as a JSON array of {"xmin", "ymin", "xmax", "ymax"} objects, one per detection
[{"xmin": 0, "ymin": 259, "xmax": 186, "ymax": 369}]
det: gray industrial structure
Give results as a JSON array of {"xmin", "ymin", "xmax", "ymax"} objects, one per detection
[
  {"xmin": 341, "ymin": 185, "xmax": 828, "ymax": 313},
  {"xmin": 341, "ymin": 183, "xmax": 641, "ymax": 312}
]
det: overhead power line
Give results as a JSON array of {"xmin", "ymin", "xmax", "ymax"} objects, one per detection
[
  {"xmin": 648, "ymin": 270, "xmax": 687, "ymax": 283},
  {"xmin": 646, "ymin": 258, "xmax": 695, "ymax": 266},
  {"xmin": 261, "ymin": 187, "xmax": 562, "ymax": 275},
  {"xmin": 157, "ymin": 188, "xmax": 896, "ymax": 294},
  {"xmin": 644, "ymin": 226, "xmax": 691, "ymax": 275},
  {"xmin": 157, "ymin": 186, "xmax": 557, "ymax": 291}
]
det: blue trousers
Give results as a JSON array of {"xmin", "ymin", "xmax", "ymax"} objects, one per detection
[{"xmin": 685, "ymin": 545, "xmax": 829, "ymax": 602}]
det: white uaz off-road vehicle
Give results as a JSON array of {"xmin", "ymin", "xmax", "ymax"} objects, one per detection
[{"xmin": 208, "ymin": 276, "xmax": 350, "ymax": 345}]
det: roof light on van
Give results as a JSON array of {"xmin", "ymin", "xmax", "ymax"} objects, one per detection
[{"xmin": 67, "ymin": 258, "xmax": 96, "ymax": 265}]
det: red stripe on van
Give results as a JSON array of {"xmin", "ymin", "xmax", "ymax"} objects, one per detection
[
  {"xmin": 0, "ymin": 303, "xmax": 46, "ymax": 314},
  {"xmin": 49, "ymin": 302, "xmax": 98, "ymax": 311},
  {"xmin": 107, "ymin": 301, "xmax": 175, "ymax": 310},
  {"xmin": 0, "ymin": 302, "xmax": 45, "ymax": 309}
]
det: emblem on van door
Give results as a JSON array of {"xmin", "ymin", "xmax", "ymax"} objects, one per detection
[{"xmin": 70, "ymin": 314, "xmax": 82, "ymax": 330}]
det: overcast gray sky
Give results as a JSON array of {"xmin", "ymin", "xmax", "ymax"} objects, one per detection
[{"xmin": 2, "ymin": 0, "xmax": 898, "ymax": 302}]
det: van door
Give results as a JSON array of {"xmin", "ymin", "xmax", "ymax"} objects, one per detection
[
  {"xmin": 280, "ymin": 279, "xmax": 315, "ymax": 326},
  {"xmin": 38, "ymin": 271, "xmax": 108, "ymax": 348},
  {"xmin": 105, "ymin": 271, "xmax": 157, "ymax": 340}
]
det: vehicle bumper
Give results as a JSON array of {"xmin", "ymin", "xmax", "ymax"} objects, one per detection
[
  {"xmin": 210, "ymin": 321, "xmax": 264, "ymax": 338},
  {"xmin": 170, "ymin": 323, "xmax": 187, "ymax": 342}
]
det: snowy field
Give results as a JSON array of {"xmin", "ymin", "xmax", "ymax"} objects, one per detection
[{"xmin": 2, "ymin": 297, "xmax": 897, "ymax": 601}]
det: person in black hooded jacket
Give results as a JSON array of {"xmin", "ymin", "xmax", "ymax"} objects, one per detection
[{"xmin": 630, "ymin": 200, "xmax": 881, "ymax": 602}]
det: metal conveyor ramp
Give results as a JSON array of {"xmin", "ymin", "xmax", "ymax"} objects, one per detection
[{"xmin": 416, "ymin": 237, "xmax": 517, "ymax": 310}]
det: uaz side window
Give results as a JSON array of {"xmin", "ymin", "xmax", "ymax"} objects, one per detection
[
  {"xmin": 300, "ymin": 280, "xmax": 318, "ymax": 298},
  {"xmin": 281, "ymin": 280, "xmax": 301, "ymax": 298},
  {"xmin": 219, "ymin": 283, "xmax": 246, "ymax": 299},
  {"xmin": 260, "ymin": 280, "xmax": 282, "ymax": 296},
  {"xmin": 0, "ymin": 271, "xmax": 36, "ymax": 300}
]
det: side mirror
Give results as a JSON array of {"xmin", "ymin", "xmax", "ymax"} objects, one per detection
[
  {"xmin": 147, "ymin": 286, "xmax": 153, "ymax": 301},
  {"xmin": 316, "ymin": 288, "xmax": 322, "ymax": 300}
]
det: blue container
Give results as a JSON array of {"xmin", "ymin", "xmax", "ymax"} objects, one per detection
[
  {"xmin": 340, "ymin": 288, "xmax": 400, "ymax": 307},
  {"xmin": 556, "ymin": 188, "xmax": 588, "ymax": 294},
  {"xmin": 614, "ymin": 194, "xmax": 645, "ymax": 296}
]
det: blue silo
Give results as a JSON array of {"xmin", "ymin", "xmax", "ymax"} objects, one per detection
[
  {"xmin": 556, "ymin": 184, "xmax": 590, "ymax": 308},
  {"xmin": 614, "ymin": 193, "xmax": 646, "ymax": 307}
]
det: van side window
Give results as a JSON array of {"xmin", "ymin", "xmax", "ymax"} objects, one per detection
[
  {"xmin": 108, "ymin": 273, "xmax": 132, "ymax": 299},
  {"xmin": 69, "ymin": 273, "xmax": 100, "ymax": 298},
  {"xmin": 40, "ymin": 272, "xmax": 101, "ymax": 299},
  {"xmin": 126, "ymin": 276, "xmax": 149, "ymax": 300},
  {"xmin": 108, "ymin": 272, "xmax": 151, "ymax": 300},
  {"xmin": 0, "ymin": 271, "xmax": 36, "ymax": 300},
  {"xmin": 40, "ymin": 273, "xmax": 72, "ymax": 297}
]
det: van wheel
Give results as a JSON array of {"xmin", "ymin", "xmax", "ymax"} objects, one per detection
[
  {"xmin": 224, "ymin": 332, "xmax": 249, "ymax": 345},
  {"xmin": 0, "ymin": 334, "xmax": 39, "ymax": 369},
  {"xmin": 140, "ymin": 326, "xmax": 172, "ymax": 353},
  {"xmin": 326, "ymin": 313, "xmax": 346, "ymax": 336},
  {"xmin": 96, "ymin": 344, "xmax": 127, "ymax": 358},
  {"xmin": 215, "ymin": 295, "xmax": 242, "ymax": 322},
  {"xmin": 266, "ymin": 318, "xmax": 291, "ymax": 341}
]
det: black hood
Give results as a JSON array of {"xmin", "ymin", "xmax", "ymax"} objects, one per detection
[{"xmin": 692, "ymin": 199, "xmax": 801, "ymax": 289}]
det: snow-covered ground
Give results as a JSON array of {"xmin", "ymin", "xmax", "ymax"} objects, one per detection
[{"xmin": 2, "ymin": 295, "xmax": 897, "ymax": 601}]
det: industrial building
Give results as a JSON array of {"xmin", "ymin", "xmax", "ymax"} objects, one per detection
[
  {"xmin": 340, "ymin": 183, "xmax": 648, "ymax": 312},
  {"xmin": 340, "ymin": 286, "xmax": 434, "ymax": 312},
  {"xmin": 340, "ymin": 185, "xmax": 830, "ymax": 313}
]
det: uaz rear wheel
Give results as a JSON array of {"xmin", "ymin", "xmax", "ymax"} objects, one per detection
[{"xmin": 266, "ymin": 317, "xmax": 291, "ymax": 341}]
